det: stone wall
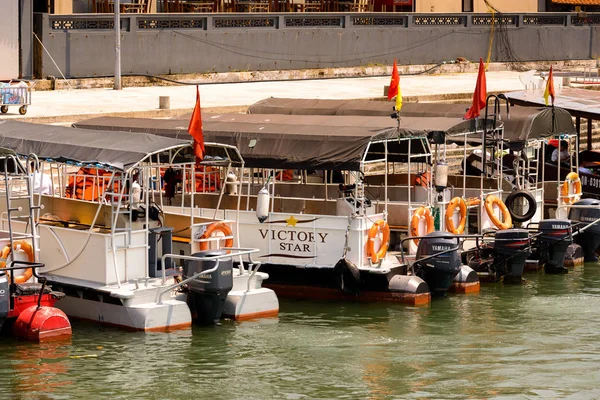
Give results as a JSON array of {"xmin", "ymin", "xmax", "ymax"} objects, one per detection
[{"xmin": 32, "ymin": 12, "xmax": 600, "ymax": 79}]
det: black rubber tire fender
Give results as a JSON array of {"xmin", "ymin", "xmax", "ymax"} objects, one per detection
[
  {"xmin": 505, "ymin": 190, "xmax": 537, "ymax": 223},
  {"xmin": 333, "ymin": 258, "xmax": 361, "ymax": 296}
]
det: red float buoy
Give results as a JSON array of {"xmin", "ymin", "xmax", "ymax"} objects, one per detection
[{"xmin": 12, "ymin": 305, "xmax": 72, "ymax": 342}]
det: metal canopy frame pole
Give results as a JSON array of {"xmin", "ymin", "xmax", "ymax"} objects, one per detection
[{"xmin": 587, "ymin": 118, "xmax": 593, "ymax": 151}]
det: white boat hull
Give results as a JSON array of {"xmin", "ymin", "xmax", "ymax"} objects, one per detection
[{"xmin": 55, "ymin": 293, "xmax": 192, "ymax": 332}]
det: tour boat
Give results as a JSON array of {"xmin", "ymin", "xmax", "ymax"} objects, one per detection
[
  {"xmin": 73, "ymin": 113, "xmax": 487, "ymax": 301},
  {"xmin": 246, "ymin": 98, "xmax": 586, "ymax": 275},
  {"xmin": 0, "ymin": 120, "xmax": 278, "ymax": 331}
]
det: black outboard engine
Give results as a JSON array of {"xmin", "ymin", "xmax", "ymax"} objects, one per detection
[
  {"xmin": 414, "ymin": 232, "xmax": 461, "ymax": 296},
  {"xmin": 493, "ymin": 229, "xmax": 531, "ymax": 283},
  {"xmin": 183, "ymin": 250, "xmax": 233, "ymax": 325},
  {"xmin": 536, "ymin": 219, "xmax": 572, "ymax": 274},
  {"xmin": 569, "ymin": 199, "xmax": 600, "ymax": 262}
]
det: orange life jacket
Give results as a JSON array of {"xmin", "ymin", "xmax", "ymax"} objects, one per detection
[{"xmin": 65, "ymin": 167, "xmax": 120, "ymax": 201}]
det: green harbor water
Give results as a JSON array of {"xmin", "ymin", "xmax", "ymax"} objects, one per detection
[{"xmin": 2, "ymin": 265, "xmax": 600, "ymax": 399}]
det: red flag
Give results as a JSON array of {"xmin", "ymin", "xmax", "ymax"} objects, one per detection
[
  {"xmin": 464, "ymin": 58, "xmax": 487, "ymax": 120},
  {"xmin": 544, "ymin": 66, "xmax": 555, "ymax": 106},
  {"xmin": 388, "ymin": 59, "xmax": 399, "ymax": 101},
  {"xmin": 188, "ymin": 86, "xmax": 205, "ymax": 162}
]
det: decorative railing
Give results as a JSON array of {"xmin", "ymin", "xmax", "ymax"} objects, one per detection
[
  {"xmin": 413, "ymin": 15, "xmax": 466, "ymax": 26},
  {"xmin": 472, "ymin": 15, "xmax": 518, "ymax": 25},
  {"xmin": 47, "ymin": 12, "xmax": 600, "ymax": 31}
]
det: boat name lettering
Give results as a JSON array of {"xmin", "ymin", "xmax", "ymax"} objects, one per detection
[
  {"xmin": 258, "ymin": 228, "xmax": 329, "ymax": 253},
  {"xmin": 581, "ymin": 175, "xmax": 600, "ymax": 189},
  {"xmin": 258, "ymin": 229, "xmax": 328, "ymax": 243}
]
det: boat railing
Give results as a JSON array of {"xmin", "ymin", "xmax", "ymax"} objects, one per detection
[{"xmin": 155, "ymin": 248, "xmax": 260, "ymax": 304}]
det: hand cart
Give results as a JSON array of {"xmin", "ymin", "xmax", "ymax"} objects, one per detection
[{"xmin": 0, "ymin": 80, "xmax": 35, "ymax": 115}]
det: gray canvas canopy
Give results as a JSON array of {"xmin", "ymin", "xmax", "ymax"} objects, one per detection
[
  {"xmin": 247, "ymin": 98, "xmax": 468, "ymax": 118},
  {"xmin": 246, "ymin": 98, "xmax": 575, "ymax": 142},
  {"xmin": 0, "ymin": 120, "xmax": 195, "ymax": 171},
  {"xmin": 73, "ymin": 114, "xmax": 483, "ymax": 171}
]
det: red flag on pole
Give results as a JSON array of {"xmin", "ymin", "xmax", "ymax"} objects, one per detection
[
  {"xmin": 464, "ymin": 58, "xmax": 487, "ymax": 120},
  {"xmin": 388, "ymin": 59, "xmax": 399, "ymax": 101},
  {"xmin": 188, "ymin": 85, "xmax": 205, "ymax": 163},
  {"xmin": 544, "ymin": 66, "xmax": 555, "ymax": 106}
]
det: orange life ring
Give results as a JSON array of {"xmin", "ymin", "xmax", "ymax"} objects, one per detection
[
  {"xmin": 446, "ymin": 197, "xmax": 467, "ymax": 234},
  {"xmin": 366, "ymin": 219, "xmax": 390, "ymax": 264},
  {"xmin": 560, "ymin": 172, "xmax": 582, "ymax": 205},
  {"xmin": 484, "ymin": 195, "xmax": 512, "ymax": 230},
  {"xmin": 0, "ymin": 241, "xmax": 34, "ymax": 284},
  {"xmin": 199, "ymin": 222, "xmax": 234, "ymax": 251},
  {"xmin": 411, "ymin": 207, "xmax": 435, "ymax": 245}
]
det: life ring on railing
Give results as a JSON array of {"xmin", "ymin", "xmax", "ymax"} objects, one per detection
[
  {"xmin": 0, "ymin": 241, "xmax": 34, "ymax": 284},
  {"xmin": 199, "ymin": 222, "xmax": 234, "ymax": 251},
  {"xmin": 446, "ymin": 197, "xmax": 467, "ymax": 234},
  {"xmin": 484, "ymin": 195, "xmax": 512, "ymax": 230},
  {"xmin": 560, "ymin": 172, "xmax": 582, "ymax": 205},
  {"xmin": 366, "ymin": 219, "xmax": 390, "ymax": 264},
  {"xmin": 411, "ymin": 207, "xmax": 435, "ymax": 245}
]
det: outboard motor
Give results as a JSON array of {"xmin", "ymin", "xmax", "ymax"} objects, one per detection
[
  {"xmin": 0, "ymin": 272, "xmax": 8, "ymax": 332},
  {"xmin": 536, "ymin": 219, "xmax": 572, "ymax": 274},
  {"xmin": 493, "ymin": 229, "xmax": 531, "ymax": 283},
  {"xmin": 414, "ymin": 232, "xmax": 461, "ymax": 296},
  {"xmin": 183, "ymin": 250, "xmax": 233, "ymax": 325},
  {"xmin": 568, "ymin": 199, "xmax": 600, "ymax": 262}
]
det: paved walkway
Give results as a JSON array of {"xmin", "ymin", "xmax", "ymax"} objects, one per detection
[{"xmin": 1, "ymin": 71, "xmax": 531, "ymax": 122}]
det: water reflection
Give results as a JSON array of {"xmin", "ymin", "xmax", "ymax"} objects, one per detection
[{"xmin": 2, "ymin": 265, "xmax": 600, "ymax": 398}]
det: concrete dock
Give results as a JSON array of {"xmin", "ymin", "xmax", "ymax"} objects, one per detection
[{"xmin": 0, "ymin": 70, "xmax": 535, "ymax": 123}]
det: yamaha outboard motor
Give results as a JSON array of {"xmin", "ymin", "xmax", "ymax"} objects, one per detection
[
  {"xmin": 414, "ymin": 232, "xmax": 461, "ymax": 296},
  {"xmin": 569, "ymin": 199, "xmax": 600, "ymax": 262},
  {"xmin": 183, "ymin": 250, "xmax": 233, "ymax": 325},
  {"xmin": 493, "ymin": 229, "xmax": 531, "ymax": 283},
  {"xmin": 0, "ymin": 272, "xmax": 8, "ymax": 332},
  {"xmin": 536, "ymin": 219, "xmax": 572, "ymax": 274}
]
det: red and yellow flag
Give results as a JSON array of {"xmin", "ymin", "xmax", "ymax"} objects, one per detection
[
  {"xmin": 544, "ymin": 66, "xmax": 556, "ymax": 106},
  {"xmin": 388, "ymin": 58, "xmax": 402, "ymax": 111},
  {"xmin": 188, "ymin": 85, "xmax": 205, "ymax": 163}
]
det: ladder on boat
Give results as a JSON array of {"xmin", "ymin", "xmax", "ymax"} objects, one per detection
[
  {"xmin": 1, "ymin": 154, "xmax": 40, "ymax": 262},
  {"xmin": 105, "ymin": 175, "xmax": 133, "ymax": 250},
  {"xmin": 481, "ymin": 95, "xmax": 509, "ymax": 179}
]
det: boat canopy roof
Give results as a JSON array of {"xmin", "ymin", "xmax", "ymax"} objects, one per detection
[
  {"xmin": 0, "ymin": 120, "xmax": 241, "ymax": 171},
  {"xmin": 247, "ymin": 98, "xmax": 468, "ymax": 118},
  {"xmin": 507, "ymin": 88, "xmax": 600, "ymax": 121},
  {"xmin": 246, "ymin": 98, "xmax": 575, "ymax": 143},
  {"xmin": 72, "ymin": 114, "xmax": 481, "ymax": 171}
]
